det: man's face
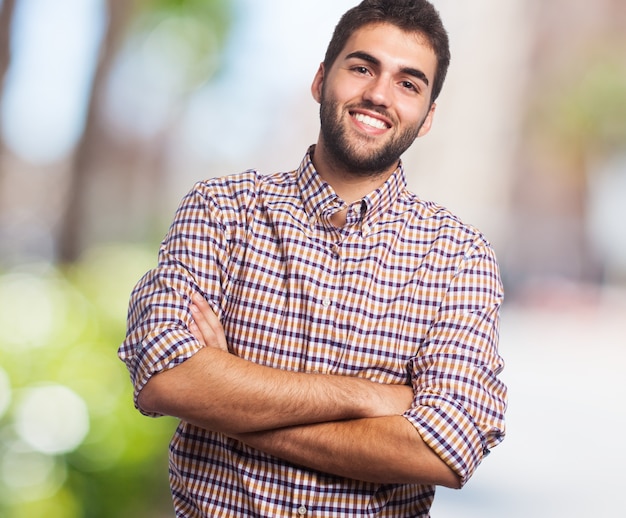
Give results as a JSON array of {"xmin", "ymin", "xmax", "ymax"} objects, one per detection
[{"xmin": 312, "ymin": 22, "xmax": 438, "ymax": 177}]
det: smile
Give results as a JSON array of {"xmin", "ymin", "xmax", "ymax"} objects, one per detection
[{"xmin": 352, "ymin": 112, "xmax": 390, "ymax": 130}]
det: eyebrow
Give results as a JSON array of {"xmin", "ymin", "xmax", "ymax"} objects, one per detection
[{"xmin": 345, "ymin": 51, "xmax": 430, "ymax": 87}]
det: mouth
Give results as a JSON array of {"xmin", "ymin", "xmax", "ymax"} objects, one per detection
[{"xmin": 351, "ymin": 111, "xmax": 391, "ymax": 131}]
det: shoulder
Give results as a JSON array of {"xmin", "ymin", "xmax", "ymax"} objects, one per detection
[
  {"xmin": 192, "ymin": 169, "xmax": 295, "ymax": 202},
  {"xmin": 178, "ymin": 169, "xmax": 298, "ymax": 231},
  {"xmin": 399, "ymin": 191, "xmax": 495, "ymax": 256}
]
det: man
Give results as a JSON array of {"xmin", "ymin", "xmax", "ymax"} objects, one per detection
[{"xmin": 119, "ymin": 0, "xmax": 507, "ymax": 516}]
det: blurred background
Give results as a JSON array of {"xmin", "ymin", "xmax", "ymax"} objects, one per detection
[{"xmin": 0, "ymin": 0, "xmax": 624, "ymax": 516}]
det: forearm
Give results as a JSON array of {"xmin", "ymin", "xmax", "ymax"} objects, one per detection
[
  {"xmin": 232, "ymin": 415, "xmax": 461, "ymax": 488},
  {"xmin": 138, "ymin": 346, "xmax": 412, "ymax": 434}
]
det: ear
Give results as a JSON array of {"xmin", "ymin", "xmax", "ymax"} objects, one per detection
[
  {"xmin": 417, "ymin": 102, "xmax": 437, "ymax": 138},
  {"xmin": 311, "ymin": 63, "xmax": 325, "ymax": 103}
]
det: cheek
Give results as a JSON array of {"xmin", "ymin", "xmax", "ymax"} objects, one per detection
[
  {"xmin": 324, "ymin": 75, "xmax": 365, "ymax": 104},
  {"xmin": 398, "ymin": 101, "xmax": 431, "ymax": 127}
]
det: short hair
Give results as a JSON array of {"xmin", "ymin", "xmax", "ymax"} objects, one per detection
[{"xmin": 323, "ymin": 0, "xmax": 451, "ymax": 102}]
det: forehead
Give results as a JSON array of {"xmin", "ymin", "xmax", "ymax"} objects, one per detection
[{"xmin": 338, "ymin": 22, "xmax": 437, "ymax": 81}]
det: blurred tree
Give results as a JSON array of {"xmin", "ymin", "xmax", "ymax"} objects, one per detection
[
  {"xmin": 0, "ymin": 0, "xmax": 17, "ymax": 173},
  {"xmin": 0, "ymin": 0, "xmax": 17, "ymax": 113},
  {"xmin": 57, "ymin": 0, "xmax": 232, "ymax": 263},
  {"xmin": 58, "ymin": 0, "xmax": 136, "ymax": 263}
]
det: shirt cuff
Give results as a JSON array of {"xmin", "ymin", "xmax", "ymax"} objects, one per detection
[
  {"xmin": 403, "ymin": 393, "xmax": 490, "ymax": 486},
  {"xmin": 130, "ymin": 329, "xmax": 205, "ymax": 417}
]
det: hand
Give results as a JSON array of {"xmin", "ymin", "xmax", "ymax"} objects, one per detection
[{"xmin": 190, "ymin": 293, "xmax": 229, "ymax": 352}]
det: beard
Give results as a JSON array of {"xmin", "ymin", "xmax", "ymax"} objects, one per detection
[{"xmin": 318, "ymin": 96, "xmax": 426, "ymax": 178}]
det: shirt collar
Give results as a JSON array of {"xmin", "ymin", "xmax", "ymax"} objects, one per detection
[
  {"xmin": 360, "ymin": 158, "xmax": 407, "ymax": 232},
  {"xmin": 297, "ymin": 146, "xmax": 343, "ymax": 226},
  {"xmin": 296, "ymin": 146, "xmax": 408, "ymax": 233}
]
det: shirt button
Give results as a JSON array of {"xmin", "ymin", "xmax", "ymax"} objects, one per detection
[
  {"xmin": 297, "ymin": 505, "xmax": 308, "ymax": 515},
  {"xmin": 322, "ymin": 298, "xmax": 332, "ymax": 308}
]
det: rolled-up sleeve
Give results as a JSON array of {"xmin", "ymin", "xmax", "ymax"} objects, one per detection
[
  {"xmin": 118, "ymin": 182, "xmax": 230, "ymax": 415},
  {"xmin": 403, "ymin": 237, "xmax": 507, "ymax": 485}
]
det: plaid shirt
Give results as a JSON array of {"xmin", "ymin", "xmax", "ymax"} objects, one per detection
[{"xmin": 119, "ymin": 147, "xmax": 507, "ymax": 517}]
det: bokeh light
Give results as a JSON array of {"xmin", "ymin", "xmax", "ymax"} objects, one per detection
[
  {"xmin": 0, "ymin": 270, "xmax": 90, "ymax": 352},
  {"xmin": 1, "ymin": 442, "xmax": 67, "ymax": 502},
  {"xmin": 0, "ymin": 244, "xmax": 176, "ymax": 516},
  {"xmin": 15, "ymin": 384, "xmax": 89, "ymax": 455},
  {"xmin": 0, "ymin": 273, "xmax": 57, "ymax": 350}
]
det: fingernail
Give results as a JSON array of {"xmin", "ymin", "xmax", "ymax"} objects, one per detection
[{"xmin": 191, "ymin": 304, "xmax": 198, "ymax": 313}]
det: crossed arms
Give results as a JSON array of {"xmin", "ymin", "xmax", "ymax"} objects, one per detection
[{"xmin": 137, "ymin": 294, "xmax": 462, "ymax": 488}]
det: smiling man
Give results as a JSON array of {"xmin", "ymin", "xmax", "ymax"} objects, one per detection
[
  {"xmin": 314, "ymin": 25, "xmax": 436, "ymax": 182},
  {"xmin": 119, "ymin": 1, "xmax": 507, "ymax": 516}
]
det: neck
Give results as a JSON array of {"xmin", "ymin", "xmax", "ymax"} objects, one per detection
[{"xmin": 311, "ymin": 142, "xmax": 398, "ymax": 204}]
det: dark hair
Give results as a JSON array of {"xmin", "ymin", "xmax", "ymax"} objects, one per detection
[{"xmin": 323, "ymin": 0, "xmax": 451, "ymax": 102}]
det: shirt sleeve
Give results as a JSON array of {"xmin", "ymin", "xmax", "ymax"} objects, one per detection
[
  {"xmin": 117, "ymin": 181, "xmax": 231, "ymax": 416},
  {"xmin": 402, "ymin": 235, "xmax": 507, "ymax": 485}
]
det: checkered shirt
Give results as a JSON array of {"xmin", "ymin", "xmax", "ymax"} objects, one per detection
[{"xmin": 119, "ymin": 147, "xmax": 507, "ymax": 517}]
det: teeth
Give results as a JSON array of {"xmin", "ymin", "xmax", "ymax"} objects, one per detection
[{"xmin": 354, "ymin": 113, "xmax": 387, "ymax": 130}]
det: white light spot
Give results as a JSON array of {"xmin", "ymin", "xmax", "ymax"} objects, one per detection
[
  {"xmin": 0, "ymin": 271, "xmax": 88, "ymax": 351},
  {"xmin": 0, "ymin": 273, "xmax": 55, "ymax": 350},
  {"xmin": 1, "ymin": 443, "xmax": 66, "ymax": 501},
  {"xmin": 15, "ymin": 384, "xmax": 89, "ymax": 454}
]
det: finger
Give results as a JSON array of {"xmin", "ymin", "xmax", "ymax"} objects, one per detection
[
  {"xmin": 192, "ymin": 292, "xmax": 215, "ymax": 315},
  {"xmin": 189, "ymin": 322, "xmax": 206, "ymax": 346},
  {"xmin": 191, "ymin": 294, "xmax": 221, "ymax": 334},
  {"xmin": 190, "ymin": 306, "xmax": 227, "ymax": 352},
  {"xmin": 191, "ymin": 294, "xmax": 229, "ymax": 352},
  {"xmin": 190, "ymin": 301, "xmax": 218, "ymax": 342}
]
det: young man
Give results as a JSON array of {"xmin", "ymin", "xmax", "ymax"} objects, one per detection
[{"xmin": 119, "ymin": 1, "xmax": 507, "ymax": 516}]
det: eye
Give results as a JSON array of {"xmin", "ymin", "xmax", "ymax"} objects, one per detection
[
  {"xmin": 400, "ymin": 80, "xmax": 418, "ymax": 92},
  {"xmin": 352, "ymin": 65, "xmax": 371, "ymax": 75}
]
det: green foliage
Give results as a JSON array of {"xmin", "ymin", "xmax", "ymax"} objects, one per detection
[
  {"xmin": 132, "ymin": 0, "xmax": 233, "ymax": 91},
  {"xmin": 554, "ymin": 59, "xmax": 626, "ymax": 152},
  {"xmin": 530, "ymin": 49, "xmax": 626, "ymax": 161},
  {"xmin": 0, "ymin": 244, "xmax": 177, "ymax": 518}
]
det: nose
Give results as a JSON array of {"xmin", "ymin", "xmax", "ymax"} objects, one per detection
[{"xmin": 362, "ymin": 75, "xmax": 392, "ymax": 107}]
